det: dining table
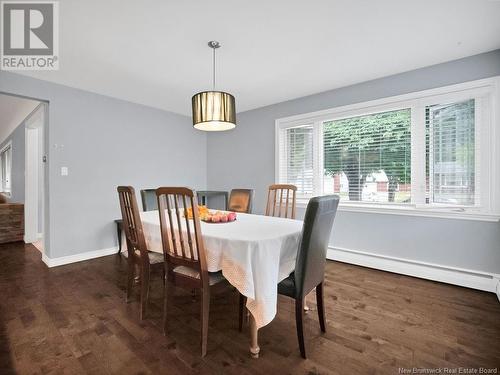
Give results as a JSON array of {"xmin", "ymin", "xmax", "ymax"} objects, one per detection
[{"xmin": 138, "ymin": 209, "xmax": 304, "ymax": 358}]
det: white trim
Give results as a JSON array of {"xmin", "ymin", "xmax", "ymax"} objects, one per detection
[
  {"xmin": 327, "ymin": 246, "xmax": 500, "ymax": 293},
  {"xmin": 37, "ymin": 232, "xmax": 43, "ymax": 239},
  {"xmin": 0, "ymin": 140, "xmax": 12, "ymax": 196},
  {"xmin": 42, "ymin": 247, "xmax": 119, "ymax": 268},
  {"xmin": 0, "ymin": 140, "xmax": 12, "ymax": 154},
  {"xmin": 24, "ymin": 104, "xmax": 45, "ymax": 247},
  {"xmin": 496, "ymin": 278, "xmax": 500, "ymax": 302},
  {"xmin": 24, "ymin": 126, "xmax": 39, "ymax": 243},
  {"xmin": 295, "ymin": 199, "xmax": 500, "ymax": 222}
]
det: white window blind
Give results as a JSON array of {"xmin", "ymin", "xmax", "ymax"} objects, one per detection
[
  {"xmin": 323, "ymin": 109, "xmax": 411, "ymax": 204},
  {"xmin": 279, "ymin": 125, "xmax": 314, "ymax": 197},
  {"xmin": 426, "ymin": 99, "xmax": 476, "ymax": 206}
]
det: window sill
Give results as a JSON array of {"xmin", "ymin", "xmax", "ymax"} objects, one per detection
[{"xmin": 295, "ymin": 199, "xmax": 500, "ymax": 222}]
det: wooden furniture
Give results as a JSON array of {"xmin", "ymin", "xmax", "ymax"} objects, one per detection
[
  {"xmin": 115, "ymin": 189, "xmax": 158, "ymax": 255},
  {"xmin": 0, "ymin": 203, "xmax": 24, "ymax": 244},
  {"xmin": 276, "ymin": 195, "xmax": 339, "ymax": 358},
  {"xmin": 140, "ymin": 209, "xmax": 303, "ymax": 359},
  {"xmin": 117, "ymin": 186, "xmax": 164, "ymax": 320},
  {"xmin": 140, "ymin": 189, "xmax": 158, "ymax": 212},
  {"xmin": 228, "ymin": 189, "xmax": 254, "ymax": 213},
  {"xmin": 265, "ymin": 184, "xmax": 297, "ymax": 219},
  {"xmin": 156, "ymin": 187, "xmax": 226, "ymax": 357},
  {"xmin": 197, "ymin": 190, "xmax": 228, "ymax": 210}
]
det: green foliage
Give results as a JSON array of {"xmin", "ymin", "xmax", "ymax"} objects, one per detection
[{"xmin": 323, "ymin": 109, "xmax": 411, "ymax": 184}]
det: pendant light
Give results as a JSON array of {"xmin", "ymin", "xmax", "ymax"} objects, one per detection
[{"xmin": 192, "ymin": 41, "xmax": 236, "ymax": 131}]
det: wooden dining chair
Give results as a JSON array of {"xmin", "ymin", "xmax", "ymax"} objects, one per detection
[
  {"xmin": 140, "ymin": 189, "xmax": 158, "ymax": 211},
  {"xmin": 228, "ymin": 189, "xmax": 254, "ymax": 213},
  {"xmin": 117, "ymin": 186, "xmax": 164, "ymax": 320},
  {"xmin": 156, "ymin": 187, "xmax": 227, "ymax": 357},
  {"xmin": 265, "ymin": 184, "xmax": 297, "ymax": 219}
]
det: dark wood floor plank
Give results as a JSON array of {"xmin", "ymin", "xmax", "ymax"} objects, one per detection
[{"xmin": 1, "ymin": 242, "xmax": 499, "ymax": 375}]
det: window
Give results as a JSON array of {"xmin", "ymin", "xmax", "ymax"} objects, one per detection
[
  {"xmin": 426, "ymin": 100, "xmax": 475, "ymax": 206},
  {"xmin": 0, "ymin": 142, "xmax": 12, "ymax": 195},
  {"xmin": 323, "ymin": 109, "xmax": 411, "ymax": 204},
  {"xmin": 278, "ymin": 125, "xmax": 314, "ymax": 197},
  {"xmin": 276, "ymin": 77, "xmax": 499, "ymax": 219}
]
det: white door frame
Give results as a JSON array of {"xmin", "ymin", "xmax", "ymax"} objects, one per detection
[{"xmin": 24, "ymin": 104, "xmax": 44, "ymax": 246}]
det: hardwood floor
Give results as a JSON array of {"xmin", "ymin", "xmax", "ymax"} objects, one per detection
[{"xmin": 1, "ymin": 242, "xmax": 499, "ymax": 374}]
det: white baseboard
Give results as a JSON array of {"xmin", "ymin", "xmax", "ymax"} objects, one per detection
[
  {"xmin": 38, "ymin": 244, "xmax": 500, "ymax": 296},
  {"xmin": 327, "ymin": 246, "xmax": 500, "ymax": 294},
  {"xmin": 37, "ymin": 232, "xmax": 43, "ymax": 239},
  {"xmin": 42, "ymin": 247, "xmax": 119, "ymax": 268}
]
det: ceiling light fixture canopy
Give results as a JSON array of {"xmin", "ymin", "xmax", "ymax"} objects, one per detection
[{"xmin": 192, "ymin": 41, "xmax": 236, "ymax": 131}]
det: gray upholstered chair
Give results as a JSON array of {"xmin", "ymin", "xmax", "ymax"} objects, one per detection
[
  {"xmin": 279, "ymin": 195, "xmax": 339, "ymax": 358},
  {"xmin": 239, "ymin": 195, "xmax": 339, "ymax": 358},
  {"xmin": 140, "ymin": 189, "xmax": 158, "ymax": 211}
]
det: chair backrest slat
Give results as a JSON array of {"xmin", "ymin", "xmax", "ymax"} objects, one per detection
[
  {"xmin": 266, "ymin": 184, "xmax": 297, "ymax": 219},
  {"xmin": 285, "ymin": 188, "xmax": 290, "ymax": 218},
  {"xmin": 278, "ymin": 189, "xmax": 284, "ymax": 217},
  {"xmin": 156, "ymin": 187, "xmax": 208, "ymax": 282},
  {"xmin": 173, "ymin": 194, "xmax": 187, "ymax": 259},
  {"xmin": 272, "ymin": 189, "xmax": 277, "ymax": 216},
  {"xmin": 182, "ymin": 194, "xmax": 196, "ymax": 259}
]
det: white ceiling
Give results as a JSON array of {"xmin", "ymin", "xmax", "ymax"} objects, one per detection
[
  {"xmin": 17, "ymin": 0, "xmax": 500, "ymax": 116},
  {"xmin": 0, "ymin": 94, "xmax": 40, "ymax": 144}
]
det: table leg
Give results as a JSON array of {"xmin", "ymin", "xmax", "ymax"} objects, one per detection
[
  {"xmin": 249, "ymin": 314, "xmax": 260, "ymax": 358},
  {"xmin": 304, "ymin": 291, "xmax": 310, "ymax": 312},
  {"xmin": 116, "ymin": 221, "xmax": 122, "ymax": 254}
]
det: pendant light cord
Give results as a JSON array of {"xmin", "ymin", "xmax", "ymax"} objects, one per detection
[{"xmin": 212, "ymin": 46, "xmax": 216, "ymax": 90}]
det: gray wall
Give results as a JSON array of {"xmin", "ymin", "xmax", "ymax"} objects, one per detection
[
  {"xmin": 207, "ymin": 49, "xmax": 500, "ymax": 275},
  {"xmin": 0, "ymin": 121, "xmax": 25, "ymax": 204},
  {"xmin": 0, "ymin": 71, "xmax": 207, "ymax": 259}
]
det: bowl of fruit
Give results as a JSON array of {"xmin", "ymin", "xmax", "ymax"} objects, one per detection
[
  {"xmin": 184, "ymin": 206, "xmax": 237, "ymax": 223},
  {"xmin": 200, "ymin": 210, "xmax": 237, "ymax": 223}
]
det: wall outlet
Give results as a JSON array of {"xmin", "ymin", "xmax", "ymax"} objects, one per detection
[{"xmin": 61, "ymin": 167, "xmax": 68, "ymax": 176}]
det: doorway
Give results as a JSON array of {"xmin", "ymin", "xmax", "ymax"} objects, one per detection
[{"xmin": 24, "ymin": 104, "xmax": 46, "ymax": 252}]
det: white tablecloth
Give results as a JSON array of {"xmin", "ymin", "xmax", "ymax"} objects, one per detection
[{"xmin": 139, "ymin": 210, "xmax": 303, "ymax": 329}]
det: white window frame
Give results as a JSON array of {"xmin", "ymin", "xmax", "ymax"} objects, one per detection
[
  {"xmin": 275, "ymin": 76, "xmax": 500, "ymax": 222},
  {"xmin": 0, "ymin": 140, "xmax": 13, "ymax": 196}
]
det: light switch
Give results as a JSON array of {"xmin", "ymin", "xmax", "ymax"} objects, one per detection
[{"xmin": 61, "ymin": 167, "xmax": 68, "ymax": 176}]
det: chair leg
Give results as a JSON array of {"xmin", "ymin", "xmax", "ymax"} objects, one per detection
[
  {"xmin": 200, "ymin": 288, "xmax": 210, "ymax": 357},
  {"xmin": 295, "ymin": 298, "xmax": 306, "ymax": 359},
  {"xmin": 316, "ymin": 282, "xmax": 326, "ymax": 333},
  {"xmin": 140, "ymin": 265, "xmax": 150, "ymax": 320},
  {"xmin": 116, "ymin": 222, "xmax": 122, "ymax": 255},
  {"xmin": 126, "ymin": 260, "xmax": 134, "ymax": 303},
  {"xmin": 163, "ymin": 273, "xmax": 168, "ymax": 335},
  {"xmin": 238, "ymin": 293, "xmax": 247, "ymax": 332}
]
